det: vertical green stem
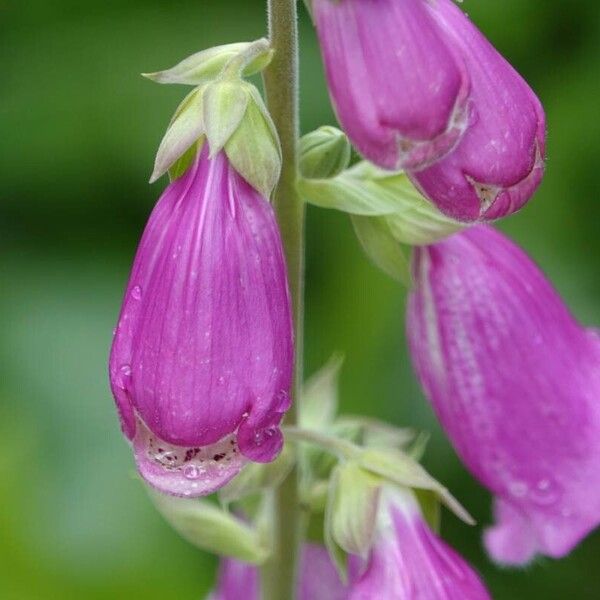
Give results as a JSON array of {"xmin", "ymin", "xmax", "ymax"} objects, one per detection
[{"xmin": 261, "ymin": 1, "xmax": 304, "ymax": 599}]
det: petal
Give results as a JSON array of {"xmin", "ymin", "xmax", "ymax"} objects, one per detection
[
  {"xmin": 349, "ymin": 489, "xmax": 490, "ymax": 599},
  {"xmin": 314, "ymin": 0, "xmax": 469, "ymax": 170},
  {"xmin": 408, "ymin": 226, "xmax": 600, "ymax": 562},
  {"xmin": 133, "ymin": 418, "xmax": 245, "ymax": 497},
  {"xmin": 410, "ymin": 0, "xmax": 546, "ymax": 221}
]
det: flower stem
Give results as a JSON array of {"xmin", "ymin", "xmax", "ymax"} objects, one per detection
[{"xmin": 261, "ymin": 1, "xmax": 304, "ymax": 599}]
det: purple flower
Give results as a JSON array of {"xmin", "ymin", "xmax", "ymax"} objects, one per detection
[
  {"xmin": 407, "ymin": 225, "xmax": 600, "ymax": 564},
  {"xmin": 313, "ymin": 0, "xmax": 469, "ymax": 171},
  {"xmin": 207, "ymin": 544, "xmax": 346, "ymax": 600},
  {"xmin": 349, "ymin": 488, "xmax": 490, "ymax": 599},
  {"xmin": 409, "ymin": 0, "xmax": 546, "ymax": 222},
  {"xmin": 109, "ymin": 146, "xmax": 293, "ymax": 497}
]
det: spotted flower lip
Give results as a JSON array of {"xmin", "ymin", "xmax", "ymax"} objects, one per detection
[
  {"xmin": 407, "ymin": 225, "xmax": 600, "ymax": 564},
  {"xmin": 109, "ymin": 145, "xmax": 293, "ymax": 497},
  {"xmin": 409, "ymin": 0, "xmax": 546, "ymax": 222},
  {"xmin": 313, "ymin": 0, "xmax": 470, "ymax": 171},
  {"xmin": 208, "ymin": 544, "xmax": 346, "ymax": 600},
  {"xmin": 348, "ymin": 487, "xmax": 491, "ymax": 599}
]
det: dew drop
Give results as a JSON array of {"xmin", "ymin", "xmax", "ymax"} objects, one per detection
[
  {"xmin": 131, "ymin": 286, "xmax": 142, "ymax": 300},
  {"xmin": 276, "ymin": 390, "xmax": 290, "ymax": 411},
  {"xmin": 120, "ymin": 364, "xmax": 132, "ymax": 377},
  {"xmin": 183, "ymin": 465, "xmax": 201, "ymax": 480},
  {"xmin": 508, "ymin": 481, "xmax": 528, "ymax": 498},
  {"xmin": 530, "ymin": 479, "xmax": 560, "ymax": 506}
]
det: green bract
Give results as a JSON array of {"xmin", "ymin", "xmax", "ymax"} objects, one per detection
[{"xmin": 148, "ymin": 490, "xmax": 270, "ymax": 564}]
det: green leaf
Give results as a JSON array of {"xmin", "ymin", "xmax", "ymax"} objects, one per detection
[
  {"xmin": 297, "ymin": 174, "xmax": 400, "ymax": 216},
  {"xmin": 351, "ymin": 215, "xmax": 411, "ymax": 285},
  {"xmin": 148, "ymin": 489, "xmax": 270, "ymax": 564}
]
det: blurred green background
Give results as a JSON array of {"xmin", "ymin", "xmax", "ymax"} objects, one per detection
[{"xmin": 1, "ymin": 0, "xmax": 599, "ymax": 598}]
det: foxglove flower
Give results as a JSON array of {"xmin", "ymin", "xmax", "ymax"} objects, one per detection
[
  {"xmin": 207, "ymin": 544, "xmax": 346, "ymax": 600},
  {"xmin": 409, "ymin": 0, "xmax": 546, "ymax": 221},
  {"xmin": 313, "ymin": 0, "xmax": 469, "ymax": 171},
  {"xmin": 407, "ymin": 225, "xmax": 600, "ymax": 564},
  {"xmin": 349, "ymin": 488, "xmax": 490, "ymax": 599},
  {"xmin": 109, "ymin": 146, "xmax": 293, "ymax": 497}
]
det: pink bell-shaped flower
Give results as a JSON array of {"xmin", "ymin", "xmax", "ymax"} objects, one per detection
[
  {"xmin": 313, "ymin": 0, "xmax": 470, "ymax": 171},
  {"xmin": 349, "ymin": 488, "xmax": 491, "ymax": 599},
  {"xmin": 407, "ymin": 225, "xmax": 600, "ymax": 564},
  {"xmin": 409, "ymin": 0, "xmax": 546, "ymax": 221},
  {"xmin": 109, "ymin": 146, "xmax": 293, "ymax": 497}
]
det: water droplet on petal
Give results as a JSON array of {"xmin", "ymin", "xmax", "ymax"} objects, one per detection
[
  {"xmin": 120, "ymin": 364, "xmax": 132, "ymax": 377},
  {"xmin": 509, "ymin": 481, "xmax": 528, "ymax": 498},
  {"xmin": 183, "ymin": 465, "xmax": 201, "ymax": 480},
  {"xmin": 131, "ymin": 286, "xmax": 142, "ymax": 300},
  {"xmin": 530, "ymin": 479, "xmax": 560, "ymax": 506}
]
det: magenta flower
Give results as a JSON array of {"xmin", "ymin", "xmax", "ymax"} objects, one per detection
[
  {"xmin": 407, "ymin": 225, "xmax": 600, "ymax": 564},
  {"xmin": 313, "ymin": 0, "xmax": 469, "ymax": 171},
  {"xmin": 349, "ymin": 488, "xmax": 490, "ymax": 599},
  {"xmin": 409, "ymin": 0, "xmax": 546, "ymax": 221},
  {"xmin": 207, "ymin": 544, "xmax": 346, "ymax": 600},
  {"xmin": 109, "ymin": 146, "xmax": 293, "ymax": 497}
]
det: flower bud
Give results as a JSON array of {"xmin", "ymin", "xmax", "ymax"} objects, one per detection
[
  {"xmin": 407, "ymin": 225, "xmax": 600, "ymax": 563},
  {"xmin": 109, "ymin": 147, "xmax": 293, "ymax": 497},
  {"xmin": 313, "ymin": 0, "xmax": 469, "ymax": 170},
  {"xmin": 409, "ymin": 0, "xmax": 546, "ymax": 221},
  {"xmin": 207, "ymin": 544, "xmax": 346, "ymax": 600},
  {"xmin": 348, "ymin": 487, "xmax": 491, "ymax": 599},
  {"xmin": 299, "ymin": 126, "xmax": 351, "ymax": 179}
]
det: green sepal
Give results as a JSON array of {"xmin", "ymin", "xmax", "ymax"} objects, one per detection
[
  {"xmin": 299, "ymin": 126, "xmax": 351, "ymax": 179},
  {"xmin": 148, "ymin": 489, "xmax": 270, "ymax": 564},
  {"xmin": 329, "ymin": 462, "xmax": 382, "ymax": 558},
  {"xmin": 168, "ymin": 139, "xmax": 203, "ymax": 181},
  {"xmin": 351, "ymin": 215, "xmax": 411, "ymax": 286},
  {"xmin": 142, "ymin": 40, "xmax": 274, "ymax": 86},
  {"xmin": 358, "ymin": 448, "xmax": 474, "ymax": 525},
  {"xmin": 224, "ymin": 86, "xmax": 281, "ymax": 198},
  {"xmin": 203, "ymin": 80, "xmax": 250, "ymax": 155},
  {"xmin": 324, "ymin": 467, "xmax": 349, "ymax": 584},
  {"xmin": 218, "ymin": 444, "xmax": 295, "ymax": 504},
  {"xmin": 150, "ymin": 87, "xmax": 205, "ymax": 183},
  {"xmin": 301, "ymin": 354, "xmax": 343, "ymax": 431},
  {"xmin": 336, "ymin": 416, "xmax": 415, "ymax": 450},
  {"xmin": 414, "ymin": 488, "xmax": 442, "ymax": 533}
]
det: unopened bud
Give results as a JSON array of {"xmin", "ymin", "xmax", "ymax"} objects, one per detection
[{"xmin": 300, "ymin": 126, "xmax": 351, "ymax": 179}]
